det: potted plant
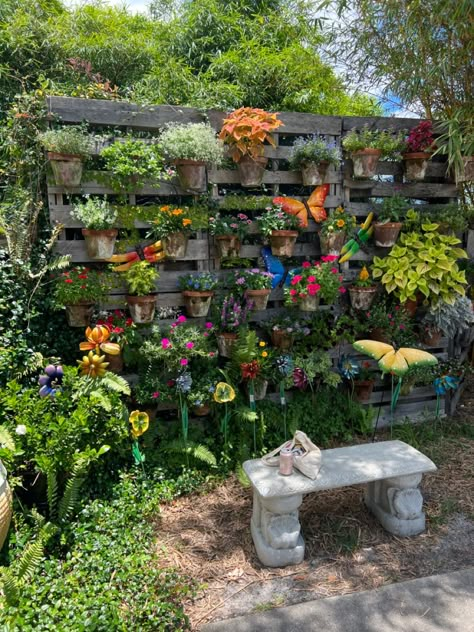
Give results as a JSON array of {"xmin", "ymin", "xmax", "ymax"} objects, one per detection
[
  {"xmin": 100, "ymin": 138, "xmax": 169, "ymax": 192},
  {"xmin": 264, "ymin": 316, "xmax": 311, "ymax": 350},
  {"xmin": 352, "ymin": 360, "xmax": 377, "ymax": 402},
  {"xmin": 342, "ymin": 126, "xmax": 405, "ymax": 179},
  {"xmin": 218, "ymin": 107, "xmax": 283, "ymax": 187},
  {"xmin": 54, "ymin": 267, "xmax": 109, "ymax": 327},
  {"xmin": 372, "ymin": 224, "xmax": 468, "ymax": 307},
  {"xmin": 178, "ymin": 272, "xmax": 218, "ymax": 318},
  {"xmin": 421, "ymin": 296, "xmax": 474, "ymax": 347},
  {"xmin": 124, "ymin": 261, "xmax": 159, "ymax": 324},
  {"xmin": 146, "ymin": 205, "xmax": 194, "ymax": 258},
  {"xmin": 373, "ymin": 195, "xmax": 409, "ymax": 247},
  {"xmin": 208, "ymin": 212, "xmax": 252, "ymax": 258},
  {"xmin": 229, "ymin": 330, "xmax": 273, "ymax": 401},
  {"xmin": 365, "ymin": 300, "xmax": 414, "ymax": 344},
  {"xmin": 288, "ymin": 135, "xmax": 341, "ymax": 186},
  {"xmin": 213, "ymin": 295, "xmax": 251, "ymax": 357},
  {"xmin": 39, "ymin": 126, "xmax": 91, "ymax": 187},
  {"xmin": 402, "ymin": 121, "xmax": 434, "ymax": 181},
  {"xmin": 95, "ymin": 310, "xmax": 138, "ymax": 373},
  {"xmin": 349, "ymin": 266, "xmax": 377, "ymax": 310},
  {"xmin": 159, "ymin": 122, "xmax": 224, "ymax": 192},
  {"xmin": 71, "ymin": 196, "xmax": 118, "ymax": 260},
  {"xmin": 284, "ymin": 256, "xmax": 345, "ymax": 311},
  {"xmin": 229, "ymin": 268, "xmax": 274, "ymax": 311},
  {"xmin": 319, "ymin": 206, "xmax": 354, "ymax": 255},
  {"xmin": 257, "ymin": 203, "xmax": 302, "ymax": 256},
  {"xmin": 187, "ymin": 372, "xmax": 219, "ymax": 417}
]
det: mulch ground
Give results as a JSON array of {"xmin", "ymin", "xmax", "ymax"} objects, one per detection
[{"xmin": 153, "ymin": 379, "xmax": 474, "ymax": 630}]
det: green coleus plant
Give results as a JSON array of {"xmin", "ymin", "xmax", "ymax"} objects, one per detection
[{"xmin": 372, "ymin": 223, "xmax": 468, "ymax": 305}]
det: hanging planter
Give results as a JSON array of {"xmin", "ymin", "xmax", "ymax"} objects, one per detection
[
  {"xmin": 82, "ymin": 229, "xmax": 118, "ymax": 260},
  {"xmin": 271, "ymin": 330, "xmax": 293, "ymax": 350},
  {"xmin": 182, "ymin": 290, "xmax": 213, "ymax": 318},
  {"xmin": 216, "ymin": 332, "xmax": 238, "ymax": 358},
  {"xmin": 48, "ymin": 152, "xmax": 84, "ymax": 187},
  {"xmin": 373, "ymin": 222, "xmax": 403, "ymax": 247},
  {"xmin": 301, "ymin": 161, "xmax": 329, "ymax": 186},
  {"xmin": 104, "ymin": 351, "xmax": 124, "ymax": 374},
  {"xmin": 320, "ymin": 231, "xmax": 347, "ymax": 256},
  {"xmin": 299, "ymin": 294, "xmax": 320, "ymax": 312},
  {"xmin": 237, "ymin": 155, "xmax": 268, "ymax": 187},
  {"xmin": 269, "ymin": 230, "xmax": 298, "ymax": 257},
  {"xmin": 351, "ymin": 149, "xmax": 381, "ymax": 178},
  {"xmin": 174, "ymin": 159, "xmax": 207, "ymax": 192},
  {"xmin": 215, "ymin": 234, "xmax": 241, "ymax": 258},
  {"xmin": 126, "ymin": 295, "xmax": 156, "ymax": 324},
  {"xmin": 65, "ymin": 302, "xmax": 94, "ymax": 327},
  {"xmin": 349, "ymin": 285, "xmax": 377, "ymax": 311},
  {"xmin": 163, "ymin": 232, "xmax": 189, "ymax": 259},
  {"xmin": 353, "ymin": 379, "xmax": 375, "ymax": 402},
  {"xmin": 245, "ymin": 289, "xmax": 271, "ymax": 311},
  {"xmin": 0, "ymin": 462, "xmax": 12, "ymax": 551},
  {"xmin": 403, "ymin": 152, "xmax": 430, "ymax": 181}
]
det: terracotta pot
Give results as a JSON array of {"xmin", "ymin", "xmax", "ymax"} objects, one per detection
[
  {"xmin": 82, "ymin": 228, "xmax": 118, "ymax": 260},
  {"xmin": 403, "ymin": 152, "xmax": 431, "ymax": 181},
  {"xmin": 65, "ymin": 302, "xmax": 94, "ymax": 327},
  {"xmin": 182, "ymin": 290, "xmax": 213, "ymax": 318},
  {"xmin": 0, "ymin": 462, "xmax": 12, "ymax": 550},
  {"xmin": 216, "ymin": 332, "xmax": 238, "ymax": 358},
  {"xmin": 456, "ymin": 156, "xmax": 474, "ymax": 183},
  {"xmin": 299, "ymin": 294, "xmax": 320, "ymax": 312},
  {"xmin": 47, "ymin": 151, "xmax": 83, "ymax": 187},
  {"xmin": 163, "ymin": 232, "xmax": 189, "ymax": 258},
  {"xmin": 254, "ymin": 379, "xmax": 268, "ymax": 401},
  {"xmin": 245, "ymin": 288, "xmax": 271, "ymax": 311},
  {"xmin": 351, "ymin": 149, "xmax": 381, "ymax": 178},
  {"xmin": 174, "ymin": 159, "xmax": 207, "ymax": 192},
  {"xmin": 301, "ymin": 161, "xmax": 329, "ymax": 186},
  {"xmin": 215, "ymin": 235, "xmax": 241, "ymax": 258},
  {"xmin": 126, "ymin": 294, "xmax": 156, "ymax": 324},
  {"xmin": 105, "ymin": 351, "xmax": 124, "ymax": 374},
  {"xmin": 349, "ymin": 285, "xmax": 377, "ymax": 310},
  {"xmin": 193, "ymin": 404, "xmax": 211, "ymax": 417},
  {"xmin": 237, "ymin": 155, "xmax": 268, "ymax": 187},
  {"xmin": 404, "ymin": 298, "xmax": 418, "ymax": 318},
  {"xmin": 373, "ymin": 222, "xmax": 403, "ymax": 247},
  {"xmin": 370, "ymin": 328, "xmax": 390, "ymax": 343},
  {"xmin": 271, "ymin": 329, "xmax": 293, "ymax": 350},
  {"xmin": 421, "ymin": 327, "xmax": 442, "ymax": 347},
  {"xmin": 320, "ymin": 231, "xmax": 347, "ymax": 256},
  {"xmin": 353, "ymin": 379, "xmax": 375, "ymax": 402},
  {"xmin": 270, "ymin": 230, "xmax": 298, "ymax": 257}
]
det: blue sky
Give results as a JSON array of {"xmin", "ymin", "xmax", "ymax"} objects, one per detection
[{"xmin": 65, "ymin": 0, "xmax": 149, "ymax": 13}]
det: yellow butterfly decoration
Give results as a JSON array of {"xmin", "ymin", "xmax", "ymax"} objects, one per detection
[{"xmin": 353, "ymin": 340, "xmax": 438, "ymax": 376}]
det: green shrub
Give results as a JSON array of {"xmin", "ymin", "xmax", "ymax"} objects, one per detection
[{"xmin": 38, "ymin": 126, "xmax": 91, "ymax": 157}]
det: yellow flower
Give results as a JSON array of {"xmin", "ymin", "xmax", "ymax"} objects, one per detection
[
  {"xmin": 129, "ymin": 410, "xmax": 150, "ymax": 437},
  {"xmin": 336, "ymin": 219, "xmax": 345, "ymax": 228},
  {"xmin": 182, "ymin": 218, "xmax": 192, "ymax": 227},
  {"xmin": 259, "ymin": 341, "xmax": 266, "ymax": 347},
  {"xmin": 336, "ymin": 206, "xmax": 344, "ymax": 214},
  {"xmin": 160, "ymin": 205, "xmax": 170, "ymax": 212},
  {"xmin": 359, "ymin": 266, "xmax": 370, "ymax": 282},
  {"xmin": 261, "ymin": 351, "xmax": 268, "ymax": 358},
  {"xmin": 77, "ymin": 351, "xmax": 109, "ymax": 378},
  {"xmin": 214, "ymin": 382, "xmax": 236, "ymax": 403}
]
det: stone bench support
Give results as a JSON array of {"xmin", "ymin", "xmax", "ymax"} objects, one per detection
[{"xmin": 243, "ymin": 440, "xmax": 437, "ymax": 567}]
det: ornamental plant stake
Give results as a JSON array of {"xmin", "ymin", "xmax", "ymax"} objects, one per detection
[
  {"xmin": 275, "ymin": 355, "xmax": 293, "ymax": 441},
  {"xmin": 213, "ymin": 382, "xmax": 236, "ymax": 448},
  {"xmin": 129, "ymin": 410, "xmax": 150, "ymax": 475}
]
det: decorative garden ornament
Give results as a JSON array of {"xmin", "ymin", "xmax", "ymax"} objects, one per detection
[
  {"xmin": 273, "ymin": 184, "xmax": 329, "ymax": 227},
  {"xmin": 107, "ymin": 240, "xmax": 165, "ymax": 271},
  {"xmin": 38, "ymin": 365, "xmax": 64, "ymax": 397},
  {"xmin": 79, "ymin": 326, "xmax": 121, "ymax": 356},
  {"xmin": 77, "ymin": 351, "xmax": 109, "ymax": 378},
  {"xmin": 339, "ymin": 213, "xmax": 374, "ymax": 263}
]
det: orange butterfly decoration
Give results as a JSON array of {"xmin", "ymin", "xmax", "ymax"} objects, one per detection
[{"xmin": 273, "ymin": 184, "xmax": 329, "ymax": 228}]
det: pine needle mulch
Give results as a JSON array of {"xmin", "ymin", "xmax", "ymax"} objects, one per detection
[{"xmin": 153, "ymin": 382, "xmax": 474, "ymax": 630}]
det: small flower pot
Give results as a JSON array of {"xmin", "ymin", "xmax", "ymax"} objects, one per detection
[
  {"xmin": 299, "ymin": 294, "xmax": 320, "ymax": 312},
  {"xmin": 370, "ymin": 328, "xmax": 390, "ymax": 344},
  {"xmin": 174, "ymin": 159, "xmax": 207, "ymax": 192},
  {"xmin": 126, "ymin": 294, "xmax": 156, "ymax": 324},
  {"xmin": 301, "ymin": 161, "xmax": 329, "ymax": 186},
  {"xmin": 270, "ymin": 230, "xmax": 298, "ymax": 257},
  {"xmin": 320, "ymin": 231, "xmax": 346, "ymax": 256},
  {"xmin": 349, "ymin": 286, "xmax": 377, "ymax": 311},
  {"xmin": 403, "ymin": 152, "xmax": 431, "ymax": 181},
  {"xmin": 237, "ymin": 155, "xmax": 268, "ymax": 187},
  {"xmin": 0, "ymin": 462, "xmax": 12, "ymax": 551},
  {"xmin": 105, "ymin": 351, "xmax": 124, "ymax": 374},
  {"xmin": 373, "ymin": 222, "xmax": 403, "ymax": 247},
  {"xmin": 254, "ymin": 379, "xmax": 268, "ymax": 401},
  {"xmin": 351, "ymin": 149, "xmax": 381, "ymax": 179},
  {"xmin": 47, "ymin": 152, "xmax": 84, "ymax": 187},
  {"xmin": 404, "ymin": 298, "xmax": 418, "ymax": 318},
  {"xmin": 215, "ymin": 235, "xmax": 241, "ymax": 258},
  {"xmin": 271, "ymin": 330, "xmax": 293, "ymax": 350},
  {"xmin": 216, "ymin": 332, "xmax": 238, "ymax": 358},
  {"xmin": 353, "ymin": 379, "xmax": 375, "ymax": 402},
  {"xmin": 245, "ymin": 288, "xmax": 271, "ymax": 311},
  {"xmin": 193, "ymin": 404, "xmax": 211, "ymax": 417},
  {"xmin": 82, "ymin": 228, "xmax": 118, "ymax": 260},
  {"xmin": 163, "ymin": 232, "xmax": 189, "ymax": 259},
  {"xmin": 65, "ymin": 302, "xmax": 94, "ymax": 327},
  {"xmin": 182, "ymin": 290, "xmax": 213, "ymax": 318},
  {"xmin": 421, "ymin": 327, "xmax": 442, "ymax": 347}
]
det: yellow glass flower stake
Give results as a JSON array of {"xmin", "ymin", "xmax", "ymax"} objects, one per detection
[
  {"xmin": 129, "ymin": 410, "xmax": 150, "ymax": 473},
  {"xmin": 77, "ymin": 351, "xmax": 109, "ymax": 378},
  {"xmin": 353, "ymin": 340, "xmax": 438, "ymax": 437},
  {"xmin": 213, "ymin": 382, "xmax": 236, "ymax": 448}
]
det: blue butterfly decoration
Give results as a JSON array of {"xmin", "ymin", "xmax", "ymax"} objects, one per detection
[{"xmin": 261, "ymin": 246, "xmax": 286, "ymax": 288}]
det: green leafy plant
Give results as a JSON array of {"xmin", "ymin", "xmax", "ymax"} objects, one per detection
[
  {"xmin": 208, "ymin": 212, "xmax": 252, "ymax": 238},
  {"xmin": 288, "ymin": 135, "xmax": 341, "ymax": 169},
  {"xmin": 54, "ymin": 266, "xmax": 111, "ymax": 306},
  {"xmin": 376, "ymin": 194, "xmax": 411, "ymax": 223},
  {"xmin": 320, "ymin": 205, "xmax": 355, "ymax": 236},
  {"xmin": 213, "ymin": 295, "xmax": 251, "ymax": 333},
  {"xmin": 178, "ymin": 272, "xmax": 218, "ymax": 292},
  {"xmin": 342, "ymin": 126, "xmax": 405, "ymax": 158},
  {"xmin": 71, "ymin": 196, "xmax": 117, "ymax": 230},
  {"xmin": 219, "ymin": 195, "xmax": 273, "ymax": 212},
  {"xmin": 363, "ymin": 300, "xmax": 416, "ymax": 345},
  {"xmin": 372, "ymin": 224, "xmax": 468, "ymax": 305},
  {"xmin": 38, "ymin": 126, "xmax": 91, "ymax": 157},
  {"xmin": 160, "ymin": 122, "xmax": 224, "ymax": 164},
  {"xmin": 124, "ymin": 261, "xmax": 159, "ymax": 296},
  {"xmin": 100, "ymin": 139, "xmax": 169, "ymax": 191},
  {"xmin": 257, "ymin": 203, "xmax": 302, "ymax": 236},
  {"xmin": 403, "ymin": 204, "xmax": 469, "ymax": 234}
]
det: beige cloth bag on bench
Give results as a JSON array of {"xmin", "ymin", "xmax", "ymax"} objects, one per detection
[{"xmin": 262, "ymin": 430, "xmax": 322, "ymax": 479}]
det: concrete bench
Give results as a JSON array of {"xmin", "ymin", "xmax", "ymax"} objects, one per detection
[{"xmin": 243, "ymin": 440, "xmax": 437, "ymax": 567}]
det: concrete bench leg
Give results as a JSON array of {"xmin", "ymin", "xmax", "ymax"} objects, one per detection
[
  {"xmin": 250, "ymin": 490, "xmax": 304, "ymax": 567},
  {"xmin": 365, "ymin": 473, "xmax": 426, "ymax": 537}
]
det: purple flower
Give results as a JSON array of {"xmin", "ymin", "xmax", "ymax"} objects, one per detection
[
  {"xmin": 250, "ymin": 268, "xmax": 260, "ymax": 274},
  {"xmin": 236, "ymin": 277, "xmax": 245, "ymax": 285}
]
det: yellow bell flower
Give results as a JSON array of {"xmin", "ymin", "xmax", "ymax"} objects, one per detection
[
  {"xmin": 129, "ymin": 410, "xmax": 150, "ymax": 437},
  {"xmin": 77, "ymin": 351, "xmax": 109, "ymax": 378}
]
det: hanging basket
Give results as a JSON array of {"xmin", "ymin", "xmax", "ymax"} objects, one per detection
[
  {"xmin": 349, "ymin": 286, "xmax": 377, "ymax": 311},
  {"xmin": 403, "ymin": 152, "xmax": 430, "ymax": 181},
  {"xmin": 320, "ymin": 231, "xmax": 346, "ymax": 256},
  {"xmin": 174, "ymin": 159, "xmax": 207, "ymax": 192},
  {"xmin": 163, "ymin": 232, "xmax": 189, "ymax": 259},
  {"xmin": 82, "ymin": 229, "xmax": 118, "ymax": 260},
  {"xmin": 126, "ymin": 295, "xmax": 156, "ymax": 324},
  {"xmin": 216, "ymin": 332, "xmax": 238, "ymax": 357},
  {"xmin": 245, "ymin": 288, "xmax": 271, "ymax": 311},
  {"xmin": 373, "ymin": 222, "xmax": 403, "ymax": 247},
  {"xmin": 47, "ymin": 152, "xmax": 84, "ymax": 187},
  {"xmin": 0, "ymin": 462, "xmax": 12, "ymax": 551},
  {"xmin": 215, "ymin": 235, "xmax": 241, "ymax": 258},
  {"xmin": 237, "ymin": 155, "xmax": 268, "ymax": 187},
  {"xmin": 182, "ymin": 290, "xmax": 213, "ymax": 318},
  {"xmin": 271, "ymin": 330, "xmax": 293, "ymax": 350},
  {"xmin": 351, "ymin": 149, "xmax": 381, "ymax": 179},
  {"xmin": 270, "ymin": 230, "xmax": 298, "ymax": 257},
  {"xmin": 299, "ymin": 294, "xmax": 320, "ymax": 312},
  {"xmin": 65, "ymin": 302, "xmax": 94, "ymax": 327},
  {"xmin": 301, "ymin": 161, "xmax": 329, "ymax": 186}
]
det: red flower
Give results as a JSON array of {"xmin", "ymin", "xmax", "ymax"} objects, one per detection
[
  {"xmin": 301, "ymin": 261, "xmax": 311, "ymax": 268},
  {"xmin": 114, "ymin": 309, "xmax": 123, "ymax": 317},
  {"xmin": 241, "ymin": 360, "xmax": 260, "ymax": 380},
  {"xmin": 78, "ymin": 274, "xmax": 88, "ymax": 279},
  {"xmin": 307, "ymin": 283, "xmax": 321, "ymax": 296},
  {"xmin": 338, "ymin": 286, "xmax": 347, "ymax": 294},
  {"xmin": 289, "ymin": 289, "xmax": 297, "ymax": 296},
  {"xmin": 291, "ymin": 275, "xmax": 303, "ymax": 286},
  {"xmin": 126, "ymin": 318, "xmax": 133, "ymax": 326},
  {"xmin": 307, "ymin": 275, "xmax": 316, "ymax": 283},
  {"xmin": 167, "ymin": 379, "xmax": 175, "ymax": 387},
  {"xmin": 113, "ymin": 327, "xmax": 124, "ymax": 334},
  {"xmin": 64, "ymin": 278, "xmax": 73, "ymax": 284},
  {"xmin": 321, "ymin": 255, "xmax": 339, "ymax": 263}
]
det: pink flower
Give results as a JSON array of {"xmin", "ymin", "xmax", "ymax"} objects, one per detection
[
  {"xmin": 291, "ymin": 275, "xmax": 303, "ymax": 286},
  {"xmin": 302, "ymin": 261, "xmax": 311, "ymax": 269},
  {"xmin": 161, "ymin": 338, "xmax": 171, "ymax": 349},
  {"xmin": 366, "ymin": 312, "xmax": 371, "ymax": 317},
  {"xmin": 388, "ymin": 314, "xmax": 392, "ymax": 319},
  {"xmin": 307, "ymin": 275, "xmax": 316, "ymax": 283},
  {"xmin": 395, "ymin": 305, "xmax": 400, "ymax": 310},
  {"xmin": 289, "ymin": 289, "xmax": 297, "ymax": 296},
  {"xmin": 331, "ymin": 267, "xmax": 338, "ymax": 274},
  {"xmin": 151, "ymin": 391, "xmax": 160, "ymax": 399},
  {"xmin": 177, "ymin": 315, "xmax": 187, "ymax": 323},
  {"xmin": 399, "ymin": 324, "xmax": 406, "ymax": 330},
  {"xmin": 321, "ymin": 255, "xmax": 339, "ymax": 263},
  {"xmin": 338, "ymin": 286, "xmax": 347, "ymax": 293},
  {"xmin": 307, "ymin": 283, "xmax": 321, "ymax": 296},
  {"xmin": 209, "ymin": 351, "xmax": 216, "ymax": 357},
  {"xmin": 203, "ymin": 332, "xmax": 209, "ymax": 337},
  {"xmin": 205, "ymin": 322, "xmax": 213, "ymax": 329},
  {"xmin": 185, "ymin": 342, "xmax": 194, "ymax": 349},
  {"xmin": 167, "ymin": 379, "xmax": 175, "ymax": 387},
  {"xmin": 180, "ymin": 358, "xmax": 188, "ymax": 366}
]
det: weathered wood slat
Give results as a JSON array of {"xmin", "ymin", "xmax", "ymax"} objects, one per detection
[
  {"xmin": 345, "ymin": 180, "xmax": 458, "ymax": 198},
  {"xmin": 342, "ymin": 115, "xmax": 429, "ymax": 132},
  {"xmin": 209, "ymin": 168, "xmax": 341, "ymax": 185}
]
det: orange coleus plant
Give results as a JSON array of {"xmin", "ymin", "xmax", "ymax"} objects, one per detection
[{"xmin": 219, "ymin": 107, "xmax": 283, "ymax": 162}]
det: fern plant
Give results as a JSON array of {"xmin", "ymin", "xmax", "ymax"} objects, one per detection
[{"xmin": 159, "ymin": 439, "xmax": 216, "ymax": 468}]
